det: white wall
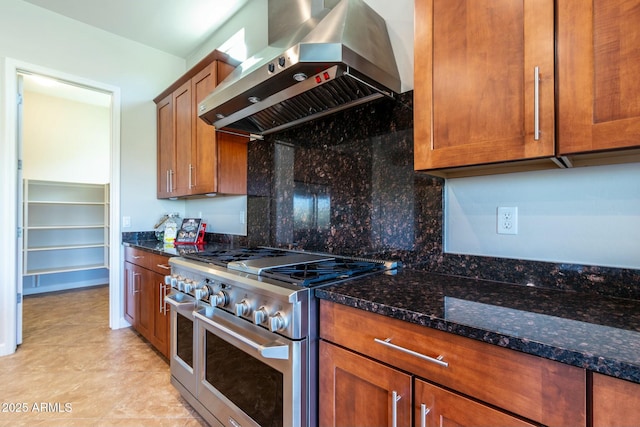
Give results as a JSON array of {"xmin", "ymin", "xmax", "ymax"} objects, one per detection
[
  {"xmin": 185, "ymin": 196, "xmax": 248, "ymax": 236},
  {"xmin": 23, "ymin": 91, "xmax": 110, "ymax": 183},
  {"xmin": 445, "ymin": 163, "xmax": 640, "ymax": 269},
  {"xmin": 187, "ymin": 0, "xmax": 415, "ymax": 92},
  {"xmin": 0, "ymin": 0, "xmax": 187, "ymax": 356}
]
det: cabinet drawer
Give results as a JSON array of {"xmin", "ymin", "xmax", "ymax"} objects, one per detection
[
  {"xmin": 124, "ymin": 246, "xmax": 171, "ymax": 275},
  {"xmin": 124, "ymin": 246, "xmax": 150, "ymax": 267},
  {"xmin": 146, "ymin": 252, "xmax": 171, "ymax": 275},
  {"xmin": 320, "ymin": 300, "xmax": 586, "ymax": 427}
]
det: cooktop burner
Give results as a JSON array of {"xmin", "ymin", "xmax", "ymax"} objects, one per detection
[
  {"xmin": 261, "ymin": 259, "xmax": 387, "ymax": 286},
  {"xmin": 179, "ymin": 247, "xmax": 394, "ymax": 287},
  {"xmin": 181, "ymin": 247, "xmax": 290, "ymax": 267}
]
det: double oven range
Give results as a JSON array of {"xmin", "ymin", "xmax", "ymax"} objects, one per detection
[{"xmin": 164, "ymin": 247, "xmax": 398, "ymax": 427}]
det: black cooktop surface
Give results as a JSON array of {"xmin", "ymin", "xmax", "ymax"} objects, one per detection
[{"xmin": 180, "ymin": 247, "xmax": 389, "ymax": 287}]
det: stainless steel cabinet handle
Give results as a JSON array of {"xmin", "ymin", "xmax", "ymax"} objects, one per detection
[
  {"xmin": 132, "ymin": 255, "xmax": 144, "ymax": 259},
  {"xmin": 392, "ymin": 391, "xmax": 401, "ymax": 427},
  {"xmin": 132, "ymin": 272, "xmax": 141, "ymax": 293},
  {"xmin": 374, "ymin": 337, "xmax": 449, "ymax": 368},
  {"xmin": 534, "ymin": 66, "xmax": 540, "ymax": 141},
  {"xmin": 156, "ymin": 263, "xmax": 171, "ymax": 270},
  {"xmin": 169, "ymin": 169, "xmax": 174, "ymax": 192},
  {"xmin": 166, "ymin": 170, "xmax": 170, "ymax": 193},
  {"xmin": 188, "ymin": 164, "xmax": 196, "ymax": 188},
  {"xmin": 420, "ymin": 403, "xmax": 431, "ymax": 427}
]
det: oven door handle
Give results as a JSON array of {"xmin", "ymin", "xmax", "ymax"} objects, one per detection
[
  {"xmin": 195, "ymin": 311, "xmax": 290, "ymax": 360},
  {"xmin": 165, "ymin": 293, "xmax": 196, "ymax": 307}
]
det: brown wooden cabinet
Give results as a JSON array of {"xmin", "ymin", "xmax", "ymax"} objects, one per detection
[
  {"xmin": 414, "ymin": 0, "xmax": 555, "ymax": 175},
  {"xmin": 319, "ymin": 300, "xmax": 586, "ymax": 427},
  {"xmin": 123, "ymin": 246, "xmax": 171, "ymax": 358},
  {"xmin": 155, "ymin": 50, "xmax": 247, "ymax": 199},
  {"xmin": 557, "ymin": 0, "xmax": 640, "ymax": 164},
  {"xmin": 319, "ymin": 340, "xmax": 412, "ymax": 427},
  {"xmin": 592, "ymin": 373, "xmax": 640, "ymax": 427},
  {"xmin": 414, "ymin": 378, "xmax": 536, "ymax": 427},
  {"xmin": 156, "ymin": 94, "xmax": 175, "ymax": 198}
]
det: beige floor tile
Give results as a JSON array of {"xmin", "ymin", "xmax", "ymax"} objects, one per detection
[{"xmin": 0, "ymin": 285, "xmax": 205, "ymax": 427}]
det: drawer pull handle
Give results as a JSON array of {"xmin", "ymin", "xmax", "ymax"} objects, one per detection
[
  {"xmin": 132, "ymin": 255, "xmax": 144, "ymax": 259},
  {"xmin": 374, "ymin": 337, "xmax": 449, "ymax": 368},
  {"xmin": 156, "ymin": 263, "xmax": 171, "ymax": 270}
]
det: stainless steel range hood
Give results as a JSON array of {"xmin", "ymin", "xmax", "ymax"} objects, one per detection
[{"xmin": 198, "ymin": 0, "xmax": 401, "ymax": 136}]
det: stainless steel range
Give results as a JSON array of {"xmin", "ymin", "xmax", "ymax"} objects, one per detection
[{"xmin": 164, "ymin": 247, "xmax": 398, "ymax": 427}]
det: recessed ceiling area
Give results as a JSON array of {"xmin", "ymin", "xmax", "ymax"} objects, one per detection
[{"xmin": 21, "ymin": 0, "xmax": 249, "ymax": 58}]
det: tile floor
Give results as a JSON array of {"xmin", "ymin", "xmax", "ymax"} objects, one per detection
[{"xmin": 0, "ymin": 285, "xmax": 206, "ymax": 426}]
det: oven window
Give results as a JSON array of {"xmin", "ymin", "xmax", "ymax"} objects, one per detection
[
  {"xmin": 176, "ymin": 313, "xmax": 193, "ymax": 368},
  {"xmin": 205, "ymin": 331, "xmax": 283, "ymax": 427}
]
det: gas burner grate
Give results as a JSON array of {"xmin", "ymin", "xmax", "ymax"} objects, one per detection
[
  {"xmin": 182, "ymin": 248, "xmax": 290, "ymax": 266},
  {"xmin": 261, "ymin": 260, "xmax": 386, "ymax": 287}
]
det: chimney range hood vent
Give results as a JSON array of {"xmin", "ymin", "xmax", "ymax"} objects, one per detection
[{"xmin": 198, "ymin": 0, "xmax": 401, "ymax": 136}]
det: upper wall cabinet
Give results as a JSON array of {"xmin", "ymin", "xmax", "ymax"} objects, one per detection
[
  {"xmin": 414, "ymin": 0, "xmax": 555, "ymax": 177},
  {"xmin": 155, "ymin": 51, "xmax": 248, "ymax": 199},
  {"xmin": 557, "ymin": 0, "xmax": 640, "ymax": 165}
]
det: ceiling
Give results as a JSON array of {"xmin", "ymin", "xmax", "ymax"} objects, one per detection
[{"xmin": 22, "ymin": 0, "xmax": 249, "ymax": 58}]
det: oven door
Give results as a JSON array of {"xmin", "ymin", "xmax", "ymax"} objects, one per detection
[
  {"xmin": 165, "ymin": 292, "xmax": 200, "ymax": 395},
  {"xmin": 195, "ymin": 307, "xmax": 306, "ymax": 427}
]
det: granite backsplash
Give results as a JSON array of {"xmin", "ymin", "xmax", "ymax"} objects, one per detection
[
  {"xmin": 237, "ymin": 91, "xmax": 640, "ymax": 300},
  {"xmin": 130, "ymin": 90, "xmax": 639, "ymax": 300}
]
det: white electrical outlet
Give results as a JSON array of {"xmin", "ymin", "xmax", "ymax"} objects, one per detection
[
  {"xmin": 497, "ymin": 207, "xmax": 518, "ymax": 235},
  {"xmin": 122, "ymin": 216, "xmax": 131, "ymax": 228}
]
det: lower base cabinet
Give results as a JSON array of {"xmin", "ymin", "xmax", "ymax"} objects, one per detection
[
  {"xmin": 319, "ymin": 340, "xmax": 411, "ymax": 427},
  {"xmin": 592, "ymin": 373, "xmax": 640, "ymax": 427},
  {"xmin": 124, "ymin": 247, "xmax": 171, "ymax": 358},
  {"xmin": 319, "ymin": 300, "xmax": 586, "ymax": 427},
  {"xmin": 414, "ymin": 378, "xmax": 536, "ymax": 427}
]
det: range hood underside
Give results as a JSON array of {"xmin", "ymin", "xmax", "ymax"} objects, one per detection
[{"xmin": 208, "ymin": 65, "xmax": 391, "ymax": 135}]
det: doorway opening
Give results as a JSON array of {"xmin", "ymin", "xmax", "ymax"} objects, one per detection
[{"xmin": 0, "ymin": 59, "xmax": 122, "ymax": 356}]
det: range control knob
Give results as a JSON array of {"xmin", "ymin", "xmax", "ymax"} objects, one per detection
[
  {"xmin": 235, "ymin": 299, "xmax": 251, "ymax": 317},
  {"xmin": 177, "ymin": 280, "xmax": 186, "ymax": 292},
  {"xmin": 253, "ymin": 306, "xmax": 268, "ymax": 325},
  {"xmin": 210, "ymin": 291, "xmax": 228, "ymax": 307},
  {"xmin": 164, "ymin": 275, "xmax": 172, "ymax": 285},
  {"xmin": 269, "ymin": 312, "xmax": 288, "ymax": 332},
  {"xmin": 183, "ymin": 281, "xmax": 194, "ymax": 293},
  {"xmin": 194, "ymin": 286, "xmax": 210, "ymax": 301}
]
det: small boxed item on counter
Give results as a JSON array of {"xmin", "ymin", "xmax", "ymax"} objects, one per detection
[{"xmin": 175, "ymin": 218, "xmax": 206, "ymax": 245}]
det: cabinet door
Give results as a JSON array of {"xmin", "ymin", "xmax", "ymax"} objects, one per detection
[
  {"xmin": 415, "ymin": 378, "xmax": 536, "ymax": 427},
  {"xmin": 414, "ymin": 0, "xmax": 554, "ymax": 171},
  {"xmin": 136, "ymin": 267, "xmax": 155, "ymax": 340},
  {"xmin": 124, "ymin": 261, "xmax": 137, "ymax": 325},
  {"xmin": 592, "ymin": 373, "xmax": 640, "ymax": 427},
  {"xmin": 173, "ymin": 80, "xmax": 193, "ymax": 196},
  {"xmin": 157, "ymin": 93, "xmax": 175, "ymax": 198},
  {"xmin": 191, "ymin": 62, "xmax": 219, "ymax": 195},
  {"xmin": 151, "ymin": 270, "xmax": 170, "ymax": 358},
  {"xmin": 217, "ymin": 132, "xmax": 248, "ymax": 195},
  {"xmin": 319, "ymin": 340, "xmax": 411, "ymax": 427},
  {"xmin": 557, "ymin": 0, "xmax": 640, "ymax": 155}
]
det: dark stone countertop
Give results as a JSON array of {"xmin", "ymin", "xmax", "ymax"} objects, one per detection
[
  {"xmin": 124, "ymin": 240, "xmax": 640, "ymax": 384},
  {"xmin": 123, "ymin": 240, "xmax": 235, "ymax": 257},
  {"xmin": 315, "ymin": 268, "xmax": 640, "ymax": 384}
]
